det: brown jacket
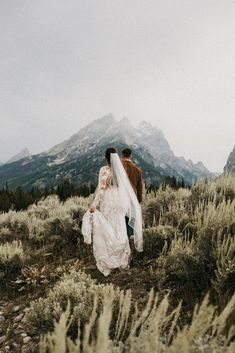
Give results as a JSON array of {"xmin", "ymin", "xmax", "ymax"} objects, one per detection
[{"xmin": 122, "ymin": 159, "xmax": 143, "ymax": 203}]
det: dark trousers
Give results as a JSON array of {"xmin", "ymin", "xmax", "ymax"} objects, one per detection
[{"xmin": 125, "ymin": 216, "xmax": 134, "ymax": 238}]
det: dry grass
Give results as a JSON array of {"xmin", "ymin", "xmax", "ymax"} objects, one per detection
[
  {"xmin": 0, "ymin": 240, "xmax": 24, "ymax": 261},
  {"xmin": 39, "ymin": 288, "xmax": 235, "ymax": 353}
]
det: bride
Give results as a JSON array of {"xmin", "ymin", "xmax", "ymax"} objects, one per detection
[{"xmin": 82, "ymin": 147, "xmax": 143, "ymax": 276}]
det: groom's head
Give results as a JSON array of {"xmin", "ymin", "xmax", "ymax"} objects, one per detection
[{"xmin": 122, "ymin": 148, "xmax": 132, "ymax": 160}]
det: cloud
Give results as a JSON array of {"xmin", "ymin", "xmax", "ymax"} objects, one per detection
[{"xmin": 0, "ymin": 0, "xmax": 234, "ymax": 171}]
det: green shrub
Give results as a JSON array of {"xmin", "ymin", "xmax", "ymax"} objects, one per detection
[
  {"xmin": 0, "ymin": 240, "xmax": 25, "ymax": 278},
  {"xmin": 155, "ymin": 237, "xmax": 209, "ymax": 303},
  {"xmin": 25, "ymin": 270, "xmax": 114, "ymax": 333},
  {"xmin": 0, "ymin": 226, "xmax": 14, "ymax": 242},
  {"xmin": 212, "ymin": 234, "xmax": 235, "ymax": 304},
  {"xmin": 142, "ymin": 226, "xmax": 176, "ymax": 259}
]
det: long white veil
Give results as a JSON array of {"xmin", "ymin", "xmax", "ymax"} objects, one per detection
[{"xmin": 110, "ymin": 153, "xmax": 143, "ymax": 252}]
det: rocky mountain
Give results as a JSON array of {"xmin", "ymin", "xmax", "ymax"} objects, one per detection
[
  {"xmin": 5, "ymin": 148, "xmax": 31, "ymax": 164},
  {"xmin": 224, "ymin": 145, "xmax": 235, "ymax": 175},
  {"xmin": 0, "ymin": 115, "xmax": 212, "ymax": 189}
]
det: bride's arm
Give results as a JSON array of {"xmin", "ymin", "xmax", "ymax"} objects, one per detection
[{"xmin": 89, "ymin": 167, "xmax": 107, "ymax": 211}]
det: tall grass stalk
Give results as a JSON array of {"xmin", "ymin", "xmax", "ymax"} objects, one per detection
[
  {"xmin": 39, "ymin": 290, "xmax": 235, "ymax": 353},
  {"xmin": 0, "ymin": 240, "xmax": 24, "ymax": 260}
]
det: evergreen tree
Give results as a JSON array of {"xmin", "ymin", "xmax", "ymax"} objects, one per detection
[{"xmin": 57, "ymin": 179, "xmax": 75, "ymax": 201}]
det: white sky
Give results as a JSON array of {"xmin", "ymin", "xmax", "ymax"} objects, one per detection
[{"xmin": 0, "ymin": 0, "xmax": 235, "ymax": 172}]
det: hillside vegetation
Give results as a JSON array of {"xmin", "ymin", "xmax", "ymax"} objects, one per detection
[{"xmin": 0, "ymin": 175, "xmax": 234, "ymax": 352}]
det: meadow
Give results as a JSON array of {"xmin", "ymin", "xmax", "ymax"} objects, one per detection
[{"xmin": 0, "ymin": 175, "xmax": 234, "ymax": 353}]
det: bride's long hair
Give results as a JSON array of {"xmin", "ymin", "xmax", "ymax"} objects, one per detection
[{"xmin": 105, "ymin": 147, "xmax": 117, "ymax": 165}]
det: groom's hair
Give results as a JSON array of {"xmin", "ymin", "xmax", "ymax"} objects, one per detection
[
  {"xmin": 122, "ymin": 148, "xmax": 132, "ymax": 158},
  {"xmin": 105, "ymin": 147, "xmax": 117, "ymax": 165}
]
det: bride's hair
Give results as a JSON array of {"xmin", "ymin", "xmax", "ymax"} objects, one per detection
[{"xmin": 105, "ymin": 147, "xmax": 117, "ymax": 165}]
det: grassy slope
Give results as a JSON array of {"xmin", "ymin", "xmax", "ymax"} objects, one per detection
[{"xmin": 0, "ymin": 175, "xmax": 234, "ymax": 352}]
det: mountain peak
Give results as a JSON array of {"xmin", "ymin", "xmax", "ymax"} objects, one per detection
[
  {"xmin": 139, "ymin": 121, "xmax": 153, "ymax": 130},
  {"xmin": 194, "ymin": 161, "xmax": 210, "ymax": 173},
  {"xmin": 117, "ymin": 116, "xmax": 132, "ymax": 127},
  {"xmin": 21, "ymin": 148, "xmax": 30, "ymax": 154},
  {"xmin": 6, "ymin": 148, "xmax": 31, "ymax": 164},
  {"xmin": 97, "ymin": 113, "xmax": 116, "ymax": 125},
  {"xmin": 138, "ymin": 121, "xmax": 163, "ymax": 136}
]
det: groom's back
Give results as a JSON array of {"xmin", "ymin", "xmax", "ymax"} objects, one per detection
[{"xmin": 122, "ymin": 160, "xmax": 143, "ymax": 203}]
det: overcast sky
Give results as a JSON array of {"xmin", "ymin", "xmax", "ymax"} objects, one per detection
[{"xmin": 0, "ymin": 0, "xmax": 235, "ymax": 172}]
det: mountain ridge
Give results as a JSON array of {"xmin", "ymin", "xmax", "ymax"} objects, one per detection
[
  {"xmin": 0, "ymin": 115, "xmax": 213, "ymax": 189},
  {"xmin": 224, "ymin": 145, "xmax": 235, "ymax": 175},
  {"xmin": 5, "ymin": 148, "xmax": 31, "ymax": 165}
]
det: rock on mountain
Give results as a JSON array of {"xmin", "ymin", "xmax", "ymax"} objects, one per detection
[
  {"xmin": 134, "ymin": 121, "xmax": 212, "ymax": 181},
  {"xmin": 6, "ymin": 148, "xmax": 31, "ymax": 164},
  {"xmin": 224, "ymin": 145, "xmax": 235, "ymax": 175},
  {"xmin": 0, "ymin": 115, "xmax": 212, "ymax": 189}
]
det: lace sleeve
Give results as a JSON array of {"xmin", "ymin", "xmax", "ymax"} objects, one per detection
[{"xmin": 91, "ymin": 167, "xmax": 109, "ymax": 207}]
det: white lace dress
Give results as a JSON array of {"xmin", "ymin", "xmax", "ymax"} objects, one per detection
[{"xmin": 82, "ymin": 166, "xmax": 130, "ymax": 276}]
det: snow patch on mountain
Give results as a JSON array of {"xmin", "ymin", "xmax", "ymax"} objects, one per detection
[
  {"xmin": 43, "ymin": 114, "xmax": 210, "ymax": 181},
  {"xmin": 0, "ymin": 114, "xmax": 213, "ymax": 189}
]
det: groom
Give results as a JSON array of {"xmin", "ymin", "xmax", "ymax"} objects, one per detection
[{"xmin": 121, "ymin": 148, "xmax": 143, "ymax": 237}]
